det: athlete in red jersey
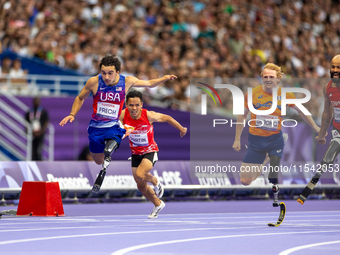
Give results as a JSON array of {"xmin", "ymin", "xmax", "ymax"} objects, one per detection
[
  {"xmin": 120, "ymin": 90, "xmax": 187, "ymax": 219},
  {"xmin": 123, "ymin": 108, "xmax": 159, "ymax": 155},
  {"xmin": 316, "ymin": 55, "xmax": 340, "ymax": 143},
  {"xmin": 298, "ymin": 55, "xmax": 340, "ymax": 204}
]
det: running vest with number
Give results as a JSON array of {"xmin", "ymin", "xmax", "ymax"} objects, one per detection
[
  {"xmin": 123, "ymin": 109, "xmax": 159, "ymax": 155},
  {"xmin": 245, "ymin": 85, "xmax": 296, "ymax": 136},
  {"xmin": 89, "ymin": 74, "xmax": 126, "ymax": 128},
  {"xmin": 326, "ymin": 80, "xmax": 340, "ymax": 129}
]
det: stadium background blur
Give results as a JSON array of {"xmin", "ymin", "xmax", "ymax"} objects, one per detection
[{"xmin": 1, "ymin": 0, "xmax": 340, "ymax": 161}]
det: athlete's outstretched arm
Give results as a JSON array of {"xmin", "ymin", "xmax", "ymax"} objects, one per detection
[
  {"xmin": 125, "ymin": 75, "xmax": 177, "ymax": 89},
  {"xmin": 59, "ymin": 77, "xmax": 96, "ymax": 126},
  {"xmin": 316, "ymin": 83, "xmax": 333, "ymax": 144},
  {"xmin": 147, "ymin": 111, "xmax": 187, "ymax": 137},
  {"xmin": 232, "ymin": 109, "xmax": 249, "ymax": 152}
]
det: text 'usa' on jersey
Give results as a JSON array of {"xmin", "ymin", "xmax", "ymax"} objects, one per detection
[{"xmin": 89, "ymin": 74, "xmax": 126, "ymax": 128}]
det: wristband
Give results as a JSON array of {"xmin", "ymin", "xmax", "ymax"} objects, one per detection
[{"xmin": 69, "ymin": 114, "xmax": 75, "ymax": 117}]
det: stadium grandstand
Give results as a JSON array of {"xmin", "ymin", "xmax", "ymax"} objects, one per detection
[{"xmin": 1, "ymin": 1, "xmax": 340, "ymax": 254}]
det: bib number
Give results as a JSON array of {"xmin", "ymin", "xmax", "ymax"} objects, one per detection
[
  {"xmin": 334, "ymin": 108, "xmax": 340, "ymax": 123},
  {"xmin": 332, "ymin": 129, "xmax": 340, "ymax": 139},
  {"xmin": 97, "ymin": 102, "xmax": 119, "ymax": 119},
  {"xmin": 129, "ymin": 133, "xmax": 149, "ymax": 146},
  {"xmin": 255, "ymin": 115, "xmax": 279, "ymax": 131}
]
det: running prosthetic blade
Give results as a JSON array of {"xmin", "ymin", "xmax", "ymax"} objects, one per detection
[
  {"xmin": 92, "ymin": 170, "xmax": 106, "ymax": 194},
  {"xmin": 297, "ymin": 171, "xmax": 323, "ymax": 204},
  {"xmin": 272, "ymin": 185, "xmax": 280, "ymax": 207},
  {"xmin": 268, "ymin": 202, "xmax": 286, "ymax": 227}
]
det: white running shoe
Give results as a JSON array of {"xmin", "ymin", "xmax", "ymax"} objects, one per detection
[
  {"xmin": 154, "ymin": 178, "xmax": 164, "ymax": 198},
  {"xmin": 148, "ymin": 201, "xmax": 165, "ymax": 219}
]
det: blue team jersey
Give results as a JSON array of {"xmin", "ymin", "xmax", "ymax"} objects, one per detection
[{"xmin": 89, "ymin": 74, "xmax": 126, "ymax": 128}]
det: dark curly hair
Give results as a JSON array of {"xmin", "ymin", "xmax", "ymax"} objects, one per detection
[
  {"xmin": 99, "ymin": 55, "xmax": 121, "ymax": 72},
  {"xmin": 126, "ymin": 90, "xmax": 143, "ymax": 103}
]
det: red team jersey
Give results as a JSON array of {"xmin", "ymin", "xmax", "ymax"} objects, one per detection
[
  {"xmin": 245, "ymin": 85, "xmax": 296, "ymax": 136},
  {"xmin": 326, "ymin": 80, "xmax": 340, "ymax": 130},
  {"xmin": 123, "ymin": 109, "xmax": 159, "ymax": 155}
]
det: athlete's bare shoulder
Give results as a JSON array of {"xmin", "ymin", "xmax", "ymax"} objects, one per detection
[
  {"xmin": 86, "ymin": 76, "xmax": 99, "ymax": 88},
  {"xmin": 124, "ymin": 76, "xmax": 138, "ymax": 91},
  {"xmin": 84, "ymin": 75, "xmax": 99, "ymax": 95}
]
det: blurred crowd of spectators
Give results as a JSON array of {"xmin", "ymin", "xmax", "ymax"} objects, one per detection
[
  {"xmin": 0, "ymin": 57, "xmax": 29, "ymax": 93},
  {"xmin": 1, "ymin": 0, "xmax": 340, "ymax": 121}
]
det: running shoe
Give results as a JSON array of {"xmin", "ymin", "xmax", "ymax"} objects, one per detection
[
  {"xmin": 148, "ymin": 201, "xmax": 165, "ymax": 219},
  {"xmin": 154, "ymin": 178, "xmax": 164, "ymax": 198}
]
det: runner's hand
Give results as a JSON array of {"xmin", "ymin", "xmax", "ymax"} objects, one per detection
[
  {"xmin": 180, "ymin": 127, "xmax": 187, "ymax": 137},
  {"xmin": 232, "ymin": 140, "xmax": 241, "ymax": 152},
  {"xmin": 315, "ymin": 135, "xmax": 326, "ymax": 144},
  {"xmin": 59, "ymin": 115, "xmax": 74, "ymax": 126},
  {"xmin": 166, "ymin": 74, "xmax": 177, "ymax": 81}
]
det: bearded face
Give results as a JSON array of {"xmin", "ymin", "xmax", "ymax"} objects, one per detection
[
  {"xmin": 331, "ymin": 61, "xmax": 340, "ymax": 85},
  {"xmin": 331, "ymin": 70, "xmax": 340, "ymax": 84}
]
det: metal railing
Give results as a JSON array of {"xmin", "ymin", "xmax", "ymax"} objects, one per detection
[
  {"xmin": 0, "ymin": 92, "xmax": 54, "ymax": 161},
  {"xmin": 0, "ymin": 74, "xmax": 91, "ymax": 96}
]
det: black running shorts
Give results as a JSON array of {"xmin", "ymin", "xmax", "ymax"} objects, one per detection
[{"xmin": 131, "ymin": 152, "xmax": 158, "ymax": 167}]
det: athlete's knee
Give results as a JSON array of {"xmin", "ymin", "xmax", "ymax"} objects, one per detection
[
  {"xmin": 240, "ymin": 178, "xmax": 253, "ymax": 186},
  {"xmin": 91, "ymin": 154, "xmax": 104, "ymax": 165},
  {"xmin": 136, "ymin": 168, "xmax": 147, "ymax": 181},
  {"xmin": 103, "ymin": 140, "xmax": 118, "ymax": 158},
  {"xmin": 94, "ymin": 159, "xmax": 103, "ymax": 165},
  {"xmin": 268, "ymin": 155, "xmax": 281, "ymax": 185}
]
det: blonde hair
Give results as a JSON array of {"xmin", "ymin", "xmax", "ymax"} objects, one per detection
[{"xmin": 260, "ymin": 63, "xmax": 284, "ymax": 79}]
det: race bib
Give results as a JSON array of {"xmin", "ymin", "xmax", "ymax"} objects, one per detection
[
  {"xmin": 97, "ymin": 102, "xmax": 120, "ymax": 119},
  {"xmin": 129, "ymin": 133, "xmax": 149, "ymax": 146},
  {"xmin": 332, "ymin": 129, "xmax": 340, "ymax": 139},
  {"xmin": 334, "ymin": 108, "xmax": 340, "ymax": 123},
  {"xmin": 255, "ymin": 115, "xmax": 279, "ymax": 131}
]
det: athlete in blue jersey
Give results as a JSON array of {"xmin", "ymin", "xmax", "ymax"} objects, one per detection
[{"xmin": 60, "ymin": 55, "xmax": 177, "ymax": 193}]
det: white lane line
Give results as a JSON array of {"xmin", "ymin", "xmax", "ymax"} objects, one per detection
[
  {"xmin": 0, "ymin": 224, "xmax": 139, "ymax": 233},
  {"xmin": 2, "ymin": 213, "xmax": 339, "ymax": 224},
  {"xmin": 0, "ymin": 210, "xmax": 334, "ymax": 221},
  {"xmin": 2, "ymin": 222, "xmax": 240, "ymax": 233},
  {"xmin": 278, "ymin": 240, "xmax": 340, "ymax": 255},
  {"xmin": 133, "ymin": 215, "xmax": 340, "ymax": 221},
  {"xmin": 55, "ymin": 210, "xmax": 340, "ymax": 218},
  {"xmin": 168, "ymin": 215, "xmax": 340, "ymax": 220},
  {"xmin": 2, "ymin": 217, "xmax": 340, "ymax": 229},
  {"xmin": 3, "ymin": 221, "xmax": 340, "ymax": 233},
  {"xmin": 0, "ymin": 226, "xmax": 258, "ymax": 246},
  {"xmin": 1, "ymin": 209, "xmax": 339, "ymax": 220},
  {"xmin": 0, "ymin": 217, "xmax": 284, "ymax": 227},
  {"xmin": 110, "ymin": 230, "xmax": 340, "ymax": 255}
]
